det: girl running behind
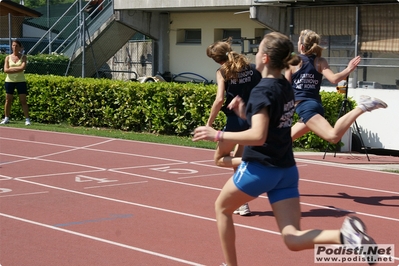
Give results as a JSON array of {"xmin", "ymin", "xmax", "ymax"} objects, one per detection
[
  {"xmin": 285, "ymin": 29, "xmax": 387, "ymax": 143},
  {"xmin": 205, "ymin": 38, "xmax": 262, "ymax": 216}
]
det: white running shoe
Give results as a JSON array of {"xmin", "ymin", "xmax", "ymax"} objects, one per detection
[
  {"xmin": 340, "ymin": 216, "xmax": 377, "ymax": 265},
  {"xmin": 358, "ymin": 95, "xmax": 388, "ymax": 112},
  {"xmin": 25, "ymin": 118, "xmax": 31, "ymax": 126},
  {"xmin": 0, "ymin": 118, "xmax": 9, "ymax": 124},
  {"xmin": 233, "ymin": 203, "xmax": 252, "ymax": 216}
]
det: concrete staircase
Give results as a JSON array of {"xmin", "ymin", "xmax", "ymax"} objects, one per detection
[
  {"xmin": 66, "ymin": 17, "xmax": 137, "ymax": 77},
  {"xmin": 61, "ymin": 2, "xmax": 136, "ymax": 78}
]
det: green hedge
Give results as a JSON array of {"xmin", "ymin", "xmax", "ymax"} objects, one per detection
[
  {"xmin": 0, "ymin": 74, "xmax": 225, "ymax": 135},
  {"xmin": 0, "ymin": 73, "xmax": 354, "ymax": 151},
  {"xmin": 0, "ymin": 54, "xmax": 70, "ymax": 76}
]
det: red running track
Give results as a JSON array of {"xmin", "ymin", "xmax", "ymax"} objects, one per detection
[{"xmin": 0, "ymin": 127, "xmax": 398, "ymax": 266}]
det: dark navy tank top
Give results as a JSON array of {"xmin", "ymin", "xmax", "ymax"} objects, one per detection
[
  {"xmin": 221, "ymin": 63, "xmax": 262, "ymax": 115},
  {"xmin": 291, "ymin": 54, "xmax": 323, "ymax": 103}
]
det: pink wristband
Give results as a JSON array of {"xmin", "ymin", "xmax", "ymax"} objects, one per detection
[{"xmin": 215, "ymin": 130, "xmax": 222, "ymax": 142}]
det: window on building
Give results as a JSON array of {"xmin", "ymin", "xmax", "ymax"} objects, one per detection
[
  {"xmin": 320, "ymin": 35, "xmax": 353, "ymax": 49},
  {"xmin": 223, "ymin": 29, "xmax": 241, "ymax": 44},
  {"xmin": 177, "ymin": 29, "xmax": 201, "ymax": 44}
]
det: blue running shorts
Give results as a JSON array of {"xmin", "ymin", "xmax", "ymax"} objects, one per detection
[{"xmin": 233, "ymin": 161, "xmax": 299, "ymax": 204}]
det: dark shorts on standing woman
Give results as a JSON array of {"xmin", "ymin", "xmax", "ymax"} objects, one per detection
[
  {"xmin": 295, "ymin": 99, "xmax": 324, "ymax": 123},
  {"xmin": 5, "ymin": 82, "xmax": 28, "ymax": 95}
]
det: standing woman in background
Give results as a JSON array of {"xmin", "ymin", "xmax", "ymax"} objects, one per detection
[
  {"xmin": 1, "ymin": 40, "xmax": 30, "ymax": 126},
  {"xmin": 206, "ymin": 37, "xmax": 262, "ymax": 216}
]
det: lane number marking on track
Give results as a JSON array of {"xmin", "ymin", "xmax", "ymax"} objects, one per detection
[
  {"xmin": 0, "ymin": 175, "xmax": 13, "ymax": 181},
  {"xmin": 150, "ymin": 166, "xmax": 198, "ymax": 175},
  {"xmin": 75, "ymin": 175, "xmax": 117, "ymax": 183},
  {"xmin": 0, "ymin": 188, "xmax": 12, "ymax": 194}
]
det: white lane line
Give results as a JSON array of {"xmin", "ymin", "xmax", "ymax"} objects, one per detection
[
  {"xmin": 296, "ymin": 158, "xmax": 399, "ymax": 174},
  {"xmin": 0, "ymin": 212, "xmax": 206, "ymax": 266},
  {"xmin": 299, "ymin": 202, "xmax": 399, "ymax": 222},
  {"xmin": 189, "ymin": 161, "xmax": 232, "ymax": 170},
  {"xmin": 0, "ymin": 175, "xmax": 13, "ymax": 180},
  {"xmin": 301, "ymin": 178, "xmax": 399, "ymax": 195},
  {"xmin": 20, "ymin": 169, "xmax": 105, "ymax": 179},
  {"xmin": 109, "ymin": 170, "xmax": 399, "ymax": 222},
  {"xmin": 2, "ymin": 129, "xmax": 399, "ymax": 228},
  {"xmin": 0, "ymin": 136, "xmax": 187, "ymax": 164},
  {"xmin": 4, "ymin": 157, "xmax": 399, "ymax": 223},
  {"xmin": 8, "ymin": 168, "xmax": 399, "ymax": 223},
  {"xmin": 109, "ymin": 169, "xmax": 223, "ymax": 192},
  {"xmin": 15, "ymin": 174, "xmax": 399, "ymax": 224},
  {"xmin": 111, "ymin": 162, "xmax": 188, "ymax": 171},
  {"xmin": 0, "ymin": 136, "xmax": 90, "ymax": 148},
  {"xmin": 11, "ymin": 178, "xmax": 281, "ymax": 235},
  {"xmin": 0, "ymin": 128, "xmax": 214, "ymax": 152},
  {"xmin": 84, "ymin": 181, "xmax": 148, "ymax": 189},
  {"xmin": 0, "ymin": 191, "xmax": 49, "ymax": 198},
  {"xmin": 177, "ymin": 172, "xmax": 232, "ymax": 180},
  {"xmin": 12, "ymin": 177, "xmax": 272, "ymax": 228},
  {"xmin": 0, "ymin": 152, "xmax": 105, "ymax": 172},
  {"xmin": 0, "ymin": 139, "xmax": 115, "ymax": 166},
  {"xmin": 83, "ymin": 147, "xmax": 187, "ymax": 163},
  {"xmin": 113, "ymin": 163, "xmax": 399, "ymax": 197}
]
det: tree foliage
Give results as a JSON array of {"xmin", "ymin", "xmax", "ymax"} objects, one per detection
[{"xmin": 10, "ymin": 0, "xmax": 76, "ymax": 9}]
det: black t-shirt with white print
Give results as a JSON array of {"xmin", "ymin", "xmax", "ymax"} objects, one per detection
[
  {"xmin": 242, "ymin": 77, "xmax": 296, "ymax": 168},
  {"xmin": 221, "ymin": 64, "xmax": 262, "ymax": 115}
]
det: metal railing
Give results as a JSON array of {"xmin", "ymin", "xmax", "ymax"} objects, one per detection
[{"xmin": 27, "ymin": 0, "xmax": 113, "ymax": 56}]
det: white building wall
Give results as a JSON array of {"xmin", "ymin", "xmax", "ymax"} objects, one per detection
[
  {"xmin": 169, "ymin": 12, "xmax": 263, "ymax": 82},
  {"xmin": 321, "ymin": 86, "xmax": 399, "ymax": 151},
  {"xmin": 167, "ymin": 11, "xmax": 399, "ymax": 151},
  {"xmin": 112, "ymin": 4, "xmax": 399, "ymax": 151},
  {"xmin": 356, "ymin": 53, "xmax": 399, "ymax": 86},
  {"xmin": 114, "ymin": 0, "xmax": 254, "ymax": 10}
]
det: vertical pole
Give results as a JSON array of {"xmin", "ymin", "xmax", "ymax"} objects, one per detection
[
  {"xmin": 47, "ymin": 0, "xmax": 51, "ymax": 53},
  {"xmin": 289, "ymin": 8, "xmax": 294, "ymax": 41},
  {"xmin": 355, "ymin": 6, "xmax": 359, "ymax": 57},
  {"xmin": 80, "ymin": 0, "xmax": 85, "ymax": 77},
  {"xmin": 8, "ymin": 13, "xmax": 12, "ymax": 49},
  {"xmin": 352, "ymin": 6, "xmax": 359, "ymax": 88}
]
